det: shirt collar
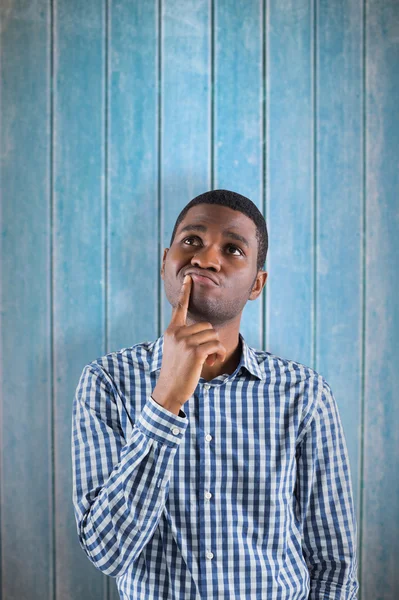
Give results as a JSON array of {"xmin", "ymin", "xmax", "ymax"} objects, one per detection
[{"xmin": 149, "ymin": 332, "xmax": 264, "ymax": 380}]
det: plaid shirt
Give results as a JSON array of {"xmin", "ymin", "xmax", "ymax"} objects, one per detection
[{"xmin": 71, "ymin": 333, "xmax": 359, "ymax": 599}]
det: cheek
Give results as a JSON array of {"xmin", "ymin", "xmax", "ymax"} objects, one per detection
[
  {"xmin": 164, "ymin": 252, "xmax": 185, "ymax": 275},
  {"xmin": 225, "ymin": 276, "xmax": 256, "ymax": 298}
]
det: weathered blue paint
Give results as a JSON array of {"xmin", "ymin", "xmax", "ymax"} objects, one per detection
[
  {"xmin": 316, "ymin": 0, "xmax": 363, "ymax": 529},
  {"xmin": 266, "ymin": 0, "xmax": 313, "ymax": 369},
  {"xmin": 1, "ymin": 1, "xmax": 398, "ymax": 599},
  {"xmin": 0, "ymin": 2, "xmax": 52, "ymax": 599},
  {"xmin": 363, "ymin": 1, "xmax": 399, "ymax": 599},
  {"xmin": 160, "ymin": 0, "xmax": 212, "ymax": 332},
  {"xmin": 108, "ymin": 1, "xmax": 159, "ymax": 355},
  {"xmin": 107, "ymin": 2, "xmax": 159, "ymax": 599},
  {"xmin": 214, "ymin": 0, "xmax": 264, "ymax": 348},
  {"xmin": 53, "ymin": 0, "xmax": 106, "ymax": 599}
]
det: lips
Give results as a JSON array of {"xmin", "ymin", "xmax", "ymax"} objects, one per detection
[{"xmin": 184, "ymin": 269, "xmax": 219, "ymax": 286}]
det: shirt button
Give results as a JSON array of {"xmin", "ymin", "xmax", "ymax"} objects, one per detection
[
  {"xmin": 206, "ymin": 551, "xmax": 214, "ymax": 560},
  {"xmin": 171, "ymin": 427, "xmax": 180, "ymax": 436},
  {"xmin": 205, "ymin": 491, "xmax": 212, "ymax": 500},
  {"xmin": 204, "ymin": 384, "xmax": 210, "ymax": 390},
  {"xmin": 205, "ymin": 434, "xmax": 212, "ymax": 442}
]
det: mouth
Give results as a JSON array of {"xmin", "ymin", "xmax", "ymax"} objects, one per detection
[
  {"xmin": 184, "ymin": 269, "xmax": 219, "ymax": 286},
  {"xmin": 190, "ymin": 273, "xmax": 218, "ymax": 286}
]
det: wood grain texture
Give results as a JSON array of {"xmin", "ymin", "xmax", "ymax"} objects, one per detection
[
  {"xmin": 159, "ymin": 0, "xmax": 211, "ymax": 334},
  {"xmin": 53, "ymin": 0, "xmax": 106, "ymax": 598},
  {"xmin": 160, "ymin": 0, "xmax": 212, "ymax": 331},
  {"xmin": 266, "ymin": 0, "xmax": 314, "ymax": 367},
  {"xmin": 108, "ymin": 0, "xmax": 159, "ymax": 353},
  {"xmin": 107, "ymin": 2, "xmax": 159, "ymax": 598},
  {"xmin": 214, "ymin": 0, "xmax": 264, "ymax": 349},
  {"xmin": 1, "ymin": 1, "xmax": 398, "ymax": 598},
  {"xmin": 316, "ymin": 0, "xmax": 363, "ymax": 520},
  {"xmin": 0, "ymin": 1, "xmax": 52, "ymax": 599},
  {"xmin": 363, "ymin": 1, "xmax": 399, "ymax": 598}
]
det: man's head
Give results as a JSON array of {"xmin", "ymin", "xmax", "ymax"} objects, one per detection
[
  {"xmin": 161, "ymin": 189, "xmax": 268, "ymax": 326},
  {"xmin": 170, "ymin": 189, "xmax": 268, "ymax": 271}
]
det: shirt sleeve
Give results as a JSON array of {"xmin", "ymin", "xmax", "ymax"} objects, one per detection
[
  {"xmin": 71, "ymin": 363, "xmax": 188, "ymax": 578},
  {"xmin": 294, "ymin": 379, "xmax": 359, "ymax": 599}
]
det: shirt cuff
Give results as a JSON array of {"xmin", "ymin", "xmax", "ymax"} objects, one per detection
[{"xmin": 133, "ymin": 395, "xmax": 188, "ymax": 447}]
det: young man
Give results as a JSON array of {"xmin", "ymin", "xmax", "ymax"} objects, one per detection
[{"xmin": 72, "ymin": 189, "xmax": 359, "ymax": 599}]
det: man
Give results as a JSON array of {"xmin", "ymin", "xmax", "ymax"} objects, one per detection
[{"xmin": 72, "ymin": 189, "xmax": 359, "ymax": 599}]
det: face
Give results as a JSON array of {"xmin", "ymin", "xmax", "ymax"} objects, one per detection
[{"xmin": 161, "ymin": 204, "xmax": 268, "ymax": 326}]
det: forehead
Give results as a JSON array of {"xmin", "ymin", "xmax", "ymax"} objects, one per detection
[{"xmin": 176, "ymin": 204, "xmax": 257, "ymax": 244}]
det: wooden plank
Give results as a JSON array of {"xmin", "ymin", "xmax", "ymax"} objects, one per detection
[
  {"xmin": 363, "ymin": 1, "xmax": 399, "ymax": 598},
  {"xmin": 106, "ymin": 1, "xmax": 159, "ymax": 598},
  {"xmin": 107, "ymin": 0, "xmax": 159, "ymax": 354},
  {"xmin": 214, "ymin": 0, "xmax": 264, "ymax": 349},
  {"xmin": 0, "ymin": 2, "xmax": 53, "ymax": 598},
  {"xmin": 315, "ymin": 0, "xmax": 363, "ymax": 521},
  {"xmin": 53, "ymin": 1, "xmax": 107, "ymax": 598},
  {"xmin": 160, "ymin": 0, "xmax": 212, "ymax": 331},
  {"xmin": 266, "ymin": 0, "xmax": 313, "ymax": 365}
]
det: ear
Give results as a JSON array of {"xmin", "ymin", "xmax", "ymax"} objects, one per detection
[
  {"xmin": 160, "ymin": 248, "xmax": 169, "ymax": 280},
  {"xmin": 249, "ymin": 271, "xmax": 268, "ymax": 301}
]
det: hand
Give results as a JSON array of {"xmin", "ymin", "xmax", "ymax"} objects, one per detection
[{"xmin": 152, "ymin": 274, "xmax": 227, "ymax": 408}]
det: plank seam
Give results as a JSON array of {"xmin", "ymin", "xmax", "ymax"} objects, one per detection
[
  {"xmin": 158, "ymin": 0, "xmax": 162, "ymax": 336},
  {"xmin": 50, "ymin": 0, "xmax": 56, "ymax": 598},
  {"xmin": 211, "ymin": 0, "xmax": 214, "ymax": 190},
  {"xmin": 358, "ymin": 0, "xmax": 367, "ymax": 596},
  {"xmin": 104, "ymin": 0, "xmax": 110, "ymax": 596},
  {"xmin": 262, "ymin": 0, "xmax": 267, "ymax": 351},
  {"xmin": 312, "ymin": 0, "xmax": 317, "ymax": 372}
]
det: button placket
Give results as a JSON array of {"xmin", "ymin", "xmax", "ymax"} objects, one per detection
[{"xmin": 202, "ymin": 382, "xmax": 215, "ymax": 562}]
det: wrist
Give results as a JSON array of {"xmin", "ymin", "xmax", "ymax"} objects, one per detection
[{"xmin": 151, "ymin": 388, "xmax": 184, "ymax": 416}]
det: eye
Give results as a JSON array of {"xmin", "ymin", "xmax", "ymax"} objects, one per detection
[
  {"xmin": 182, "ymin": 236, "xmax": 244, "ymax": 256},
  {"xmin": 182, "ymin": 236, "xmax": 200, "ymax": 246},
  {"xmin": 226, "ymin": 245, "xmax": 243, "ymax": 256}
]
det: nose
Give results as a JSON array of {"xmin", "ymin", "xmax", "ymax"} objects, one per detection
[{"xmin": 190, "ymin": 243, "xmax": 221, "ymax": 271}]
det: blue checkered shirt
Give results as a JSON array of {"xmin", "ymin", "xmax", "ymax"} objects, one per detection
[{"xmin": 71, "ymin": 333, "xmax": 359, "ymax": 599}]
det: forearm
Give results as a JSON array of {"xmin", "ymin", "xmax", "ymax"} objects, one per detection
[
  {"xmin": 72, "ymin": 366, "xmax": 188, "ymax": 578},
  {"xmin": 307, "ymin": 552, "xmax": 359, "ymax": 599},
  {"xmin": 74, "ymin": 429, "xmax": 176, "ymax": 576},
  {"xmin": 296, "ymin": 379, "xmax": 359, "ymax": 599}
]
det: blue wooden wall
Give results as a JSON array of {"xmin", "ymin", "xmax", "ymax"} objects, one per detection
[{"xmin": 1, "ymin": 1, "xmax": 398, "ymax": 599}]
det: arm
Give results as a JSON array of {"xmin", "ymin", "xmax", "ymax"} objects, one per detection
[
  {"xmin": 294, "ymin": 379, "xmax": 359, "ymax": 599},
  {"xmin": 71, "ymin": 363, "xmax": 188, "ymax": 578}
]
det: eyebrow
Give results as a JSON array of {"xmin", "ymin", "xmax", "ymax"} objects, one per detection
[{"xmin": 178, "ymin": 223, "xmax": 250, "ymax": 249}]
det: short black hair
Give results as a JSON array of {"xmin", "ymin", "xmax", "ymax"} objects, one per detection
[{"xmin": 169, "ymin": 189, "xmax": 268, "ymax": 271}]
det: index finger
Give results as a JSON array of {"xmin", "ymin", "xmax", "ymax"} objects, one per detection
[{"xmin": 170, "ymin": 274, "xmax": 192, "ymax": 327}]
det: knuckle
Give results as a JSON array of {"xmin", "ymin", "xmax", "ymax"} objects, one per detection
[
  {"xmin": 165, "ymin": 325, "xmax": 177, "ymax": 338},
  {"xmin": 174, "ymin": 329, "xmax": 184, "ymax": 342},
  {"xmin": 180, "ymin": 334, "xmax": 189, "ymax": 347},
  {"xmin": 194, "ymin": 345, "xmax": 203, "ymax": 356}
]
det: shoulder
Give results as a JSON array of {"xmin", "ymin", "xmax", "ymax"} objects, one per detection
[
  {"xmin": 80, "ymin": 339, "xmax": 157, "ymax": 393},
  {"xmin": 90, "ymin": 339, "xmax": 156, "ymax": 371},
  {"xmin": 252, "ymin": 348, "xmax": 332, "ymax": 434},
  {"xmin": 255, "ymin": 347, "xmax": 326, "ymax": 387}
]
